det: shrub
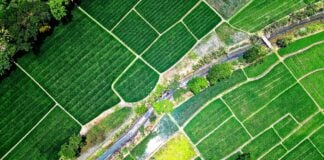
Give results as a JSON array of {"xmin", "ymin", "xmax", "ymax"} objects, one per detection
[
  {"xmin": 207, "ymin": 63, "xmax": 233, "ymax": 85},
  {"xmin": 135, "ymin": 105, "xmax": 148, "ymax": 116},
  {"xmin": 153, "ymin": 100, "xmax": 174, "ymax": 114},
  {"xmin": 243, "ymin": 46, "xmax": 268, "ymax": 63},
  {"xmin": 187, "ymin": 77, "xmax": 209, "ymax": 94},
  {"xmin": 276, "ymin": 38, "xmax": 288, "ymax": 48},
  {"xmin": 58, "ymin": 134, "xmax": 82, "ymax": 160}
]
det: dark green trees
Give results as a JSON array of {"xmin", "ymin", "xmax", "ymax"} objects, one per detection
[
  {"xmin": 207, "ymin": 63, "xmax": 233, "ymax": 85},
  {"xmin": 187, "ymin": 77, "xmax": 209, "ymax": 94}
]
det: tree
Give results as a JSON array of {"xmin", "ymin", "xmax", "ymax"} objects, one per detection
[
  {"xmin": 187, "ymin": 77, "xmax": 209, "ymax": 94},
  {"xmin": 135, "ymin": 105, "xmax": 148, "ymax": 115},
  {"xmin": 276, "ymin": 38, "xmax": 288, "ymax": 48},
  {"xmin": 207, "ymin": 63, "xmax": 233, "ymax": 85},
  {"xmin": 152, "ymin": 100, "xmax": 173, "ymax": 114},
  {"xmin": 58, "ymin": 134, "xmax": 82, "ymax": 160},
  {"xmin": 243, "ymin": 46, "xmax": 268, "ymax": 63},
  {"xmin": 49, "ymin": 0, "xmax": 69, "ymax": 21},
  {"xmin": 0, "ymin": 51, "xmax": 10, "ymax": 75},
  {"xmin": 236, "ymin": 153, "xmax": 250, "ymax": 160}
]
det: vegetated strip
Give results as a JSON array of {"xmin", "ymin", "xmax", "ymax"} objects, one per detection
[{"xmin": 300, "ymin": 71, "xmax": 324, "ymax": 108}]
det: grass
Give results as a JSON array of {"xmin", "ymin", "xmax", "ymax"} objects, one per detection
[
  {"xmin": 183, "ymin": 2, "xmax": 221, "ymax": 39},
  {"xmin": 310, "ymin": 126, "xmax": 324, "ymax": 155},
  {"xmin": 114, "ymin": 60, "xmax": 159, "ymax": 102},
  {"xmin": 16, "ymin": 9, "xmax": 135, "ymax": 124},
  {"xmin": 0, "ymin": 68, "xmax": 54, "ymax": 157},
  {"xmin": 80, "ymin": 0, "xmax": 138, "ymax": 30},
  {"xmin": 278, "ymin": 31, "xmax": 324, "ymax": 56},
  {"xmin": 171, "ymin": 69, "xmax": 246, "ymax": 126},
  {"xmin": 281, "ymin": 140, "xmax": 323, "ymax": 160},
  {"xmin": 152, "ymin": 134, "xmax": 196, "ymax": 160},
  {"xmin": 142, "ymin": 23, "xmax": 196, "ymax": 72},
  {"xmin": 197, "ymin": 118, "xmax": 250, "ymax": 159},
  {"xmin": 215, "ymin": 22, "xmax": 248, "ymax": 46},
  {"xmin": 242, "ymin": 129, "xmax": 281, "ymax": 159},
  {"xmin": 274, "ymin": 115, "xmax": 299, "ymax": 139},
  {"xmin": 113, "ymin": 11, "xmax": 159, "ymax": 54},
  {"xmin": 135, "ymin": 0, "xmax": 199, "ymax": 32},
  {"xmin": 285, "ymin": 43, "xmax": 324, "ymax": 78},
  {"xmin": 243, "ymin": 54, "xmax": 279, "ymax": 78},
  {"xmin": 301, "ymin": 71, "xmax": 324, "ymax": 108},
  {"xmin": 5, "ymin": 107, "xmax": 81, "ymax": 160},
  {"xmin": 223, "ymin": 64, "xmax": 296, "ymax": 121},
  {"xmin": 260, "ymin": 145, "xmax": 287, "ymax": 160},
  {"xmin": 184, "ymin": 99, "xmax": 231, "ymax": 143},
  {"xmin": 283, "ymin": 112, "xmax": 324, "ymax": 149},
  {"xmin": 229, "ymin": 0, "xmax": 307, "ymax": 32},
  {"xmin": 205, "ymin": 0, "xmax": 250, "ymax": 19},
  {"xmin": 243, "ymin": 84, "xmax": 317, "ymax": 136}
]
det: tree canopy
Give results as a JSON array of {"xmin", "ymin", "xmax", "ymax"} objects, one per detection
[
  {"xmin": 207, "ymin": 63, "xmax": 233, "ymax": 85},
  {"xmin": 187, "ymin": 77, "xmax": 209, "ymax": 94},
  {"xmin": 153, "ymin": 100, "xmax": 174, "ymax": 114},
  {"xmin": 58, "ymin": 134, "xmax": 82, "ymax": 160}
]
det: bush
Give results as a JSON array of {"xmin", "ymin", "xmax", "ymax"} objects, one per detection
[
  {"xmin": 207, "ymin": 63, "xmax": 233, "ymax": 85},
  {"xmin": 153, "ymin": 100, "xmax": 174, "ymax": 114},
  {"xmin": 173, "ymin": 88, "xmax": 188, "ymax": 101},
  {"xmin": 187, "ymin": 77, "xmax": 209, "ymax": 94},
  {"xmin": 243, "ymin": 46, "xmax": 268, "ymax": 63},
  {"xmin": 58, "ymin": 134, "xmax": 82, "ymax": 160},
  {"xmin": 135, "ymin": 105, "xmax": 148, "ymax": 116},
  {"xmin": 276, "ymin": 38, "xmax": 288, "ymax": 48}
]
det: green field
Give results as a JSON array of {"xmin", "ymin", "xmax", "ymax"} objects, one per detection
[
  {"xmin": 197, "ymin": 118, "xmax": 250, "ymax": 159},
  {"xmin": 244, "ymin": 54, "xmax": 279, "ymax": 78},
  {"xmin": 142, "ymin": 23, "xmax": 196, "ymax": 72},
  {"xmin": 183, "ymin": 2, "xmax": 221, "ymax": 39},
  {"xmin": 284, "ymin": 43, "xmax": 324, "ymax": 78},
  {"xmin": 184, "ymin": 99, "xmax": 231, "ymax": 143},
  {"xmin": 278, "ymin": 31, "xmax": 324, "ymax": 56},
  {"xmin": 215, "ymin": 22, "xmax": 249, "ymax": 46},
  {"xmin": 114, "ymin": 60, "xmax": 159, "ymax": 102},
  {"xmin": 5, "ymin": 107, "xmax": 81, "ymax": 160},
  {"xmin": 301, "ymin": 71, "xmax": 324, "ymax": 108},
  {"xmin": 260, "ymin": 145, "xmax": 287, "ymax": 160},
  {"xmin": 206, "ymin": 0, "xmax": 250, "ymax": 19},
  {"xmin": 223, "ymin": 64, "xmax": 296, "ymax": 121},
  {"xmin": 135, "ymin": 0, "xmax": 198, "ymax": 32},
  {"xmin": 310, "ymin": 127, "xmax": 324, "ymax": 155},
  {"xmin": 80, "ymin": 0, "xmax": 138, "ymax": 29},
  {"xmin": 281, "ymin": 140, "xmax": 323, "ymax": 160},
  {"xmin": 113, "ymin": 11, "xmax": 159, "ymax": 54},
  {"xmin": 274, "ymin": 116, "xmax": 299, "ymax": 138},
  {"xmin": 16, "ymin": 10, "xmax": 135, "ymax": 124},
  {"xmin": 229, "ymin": 0, "xmax": 307, "ymax": 32},
  {"xmin": 0, "ymin": 69, "xmax": 54, "ymax": 157}
]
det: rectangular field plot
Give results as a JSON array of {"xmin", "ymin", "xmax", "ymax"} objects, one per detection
[
  {"xmin": 152, "ymin": 134, "xmax": 196, "ymax": 160},
  {"xmin": 206, "ymin": 0, "xmax": 250, "ymax": 19},
  {"xmin": 285, "ymin": 43, "xmax": 324, "ymax": 78},
  {"xmin": 16, "ymin": 10, "xmax": 135, "ymax": 124},
  {"xmin": 281, "ymin": 140, "xmax": 323, "ymax": 160},
  {"xmin": 197, "ymin": 118, "xmax": 250, "ymax": 159},
  {"xmin": 243, "ymin": 53, "xmax": 279, "ymax": 78},
  {"xmin": 229, "ymin": 0, "xmax": 306, "ymax": 32},
  {"xmin": 274, "ymin": 115, "xmax": 299, "ymax": 139},
  {"xmin": 80, "ymin": 0, "xmax": 138, "ymax": 30},
  {"xmin": 183, "ymin": 2, "xmax": 221, "ymax": 39},
  {"xmin": 5, "ymin": 107, "xmax": 81, "ymax": 160},
  {"xmin": 260, "ymin": 145, "xmax": 287, "ymax": 160},
  {"xmin": 242, "ymin": 129, "xmax": 281, "ymax": 159},
  {"xmin": 223, "ymin": 64, "xmax": 296, "ymax": 121},
  {"xmin": 184, "ymin": 99, "xmax": 231, "ymax": 143},
  {"xmin": 172, "ymin": 69, "xmax": 246, "ymax": 126},
  {"xmin": 0, "ymin": 69, "xmax": 54, "ymax": 157},
  {"xmin": 114, "ymin": 60, "xmax": 159, "ymax": 102},
  {"xmin": 310, "ymin": 126, "xmax": 324, "ymax": 155},
  {"xmin": 301, "ymin": 71, "xmax": 324, "ymax": 108},
  {"xmin": 278, "ymin": 31, "xmax": 324, "ymax": 56},
  {"xmin": 142, "ymin": 23, "xmax": 196, "ymax": 72},
  {"xmin": 135, "ymin": 0, "xmax": 199, "ymax": 33},
  {"xmin": 113, "ymin": 11, "xmax": 159, "ymax": 54},
  {"xmin": 243, "ymin": 84, "xmax": 317, "ymax": 136},
  {"xmin": 283, "ymin": 112, "xmax": 324, "ymax": 149}
]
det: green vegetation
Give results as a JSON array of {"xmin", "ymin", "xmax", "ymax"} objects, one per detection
[
  {"xmin": 16, "ymin": 10, "xmax": 135, "ymax": 124},
  {"xmin": 215, "ymin": 23, "xmax": 248, "ymax": 46},
  {"xmin": 134, "ymin": 105, "xmax": 148, "ymax": 116},
  {"xmin": 242, "ymin": 129, "xmax": 281, "ymax": 159},
  {"xmin": 152, "ymin": 134, "xmax": 196, "ymax": 160},
  {"xmin": 207, "ymin": 62, "xmax": 233, "ymax": 85},
  {"xmin": 227, "ymin": 152, "xmax": 242, "ymax": 160},
  {"xmin": 80, "ymin": 0, "xmax": 138, "ymax": 30},
  {"xmin": 113, "ymin": 11, "xmax": 159, "ymax": 54},
  {"xmin": 114, "ymin": 60, "xmax": 159, "ymax": 102},
  {"xmin": 260, "ymin": 145, "xmax": 287, "ymax": 160},
  {"xmin": 223, "ymin": 64, "xmax": 296, "ymax": 121},
  {"xmin": 278, "ymin": 31, "xmax": 324, "ymax": 56},
  {"xmin": 206, "ymin": 0, "xmax": 250, "ymax": 19},
  {"xmin": 243, "ymin": 54, "xmax": 278, "ymax": 78},
  {"xmin": 183, "ymin": 2, "xmax": 221, "ymax": 38},
  {"xmin": 184, "ymin": 99, "xmax": 231, "ymax": 143},
  {"xmin": 284, "ymin": 43, "xmax": 324, "ymax": 78},
  {"xmin": 0, "ymin": 69, "xmax": 54, "ymax": 157},
  {"xmin": 187, "ymin": 77, "xmax": 209, "ymax": 94},
  {"xmin": 243, "ymin": 46, "xmax": 268, "ymax": 63},
  {"xmin": 58, "ymin": 134, "xmax": 82, "ymax": 160},
  {"xmin": 136, "ymin": 0, "xmax": 199, "ymax": 32},
  {"xmin": 153, "ymin": 100, "xmax": 174, "ymax": 114},
  {"xmin": 197, "ymin": 118, "xmax": 250, "ymax": 159},
  {"xmin": 274, "ymin": 116, "xmax": 299, "ymax": 138},
  {"xmin": 301, "ymin": 71, "xmax": 324, "ymax": 108},
  {"xmin": 172, "ymin": 69, "xmax": 246, "ymax": 126},
  {"xmin": 230, "ymin": 0, "xmax": 307, "ymax": 32},
  {"xmin": 142, "ymin": 23, "xmax": 196, "ymax": 72},
  {"xmin": 281, "ymin": 140, "xmax": 322, "ymax": 160},
  {"xmin": 310, "ymin": 127, "xmax": 324, "ymax": 154},
  {"xmin": 6, "ymin": 107, "xmax": 81, "ymax": 160},
  {"xmin": 49, "ymin": 0, "xmax": 69, "ymax": 21}
]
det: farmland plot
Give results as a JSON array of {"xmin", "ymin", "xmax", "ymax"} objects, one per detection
[
  {"xmin": 0, "ymin": 69, "xmax": 54, "ymax": 157},
  {"xmin": 310, "ymin": 127, "xmax": 324, "ymax": 154},
  {"xmin": 260, "ymin": 145, "xmax": 287, "ymax": 160},
  {"xmin": 243, "ymin": 53, "xmax": 279, "ymax": 78},
  {"xmin": 281, "ymin": 140, "xmax": 323, "ymax": 160},
  {"xmin": 215, "ymin": 23, "xmax": 249, "ymax": 46},
  {"xmin": 301, "ymin": 71, "xmax": 324, "ymax": 108},
  {"xmin": 206, "ymin": 0, "xmax": 250, "ymax": 19}
]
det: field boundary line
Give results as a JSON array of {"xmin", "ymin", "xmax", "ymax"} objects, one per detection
[
  {"xmin": 288, "ymin": 113, "xmax": 301, "ymax": 125},
  {"xmin": 282, "ymin": 41, "xmax": 324, "ymax": 59},
  {"xmin": 14, "ymin": 62, "xmax": 83, "ymax": 127},
  {"xmin": 297, "ymin": 68, "xmax": 324, "ymax": 82},
  {"xmin": 240, "ymin": 66, "xmax": 250, "ymax": 79},
  {"xmin": 227, "ymin": 0, "xmax": 254, "ymax": 22},
  {"xmin": 308, "ymin": 137, "xmax": 324, "ymax": 157},
  {"xmin": 195, "ymin": 116, "xmax": 234, "ymax": 146},
  {"xmin": 133, "ymin": 9, "xmax": 161, "ymax": 35},
  {"xmin": 201, "ymin": 0, "xmax": 225, "ymax": 21},
  {"xmin": 182, "ymin": 21, "xmax": 199, "ymax": 40},
  {"xmin": 56, "ymin": 104, "xmax": 83, "ymax": 126},
  {"xmin": 0, "ymin": 105, "xmax": 57, "ymax": 160},
  {"xmin": 78, "ymin": 7, "xmax": 161, "ymax": 75}
]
